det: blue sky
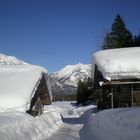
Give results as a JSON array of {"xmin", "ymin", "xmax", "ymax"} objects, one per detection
[{"xmin": 0, "ymin": 0, "xmax": 140, "ymax": 73}]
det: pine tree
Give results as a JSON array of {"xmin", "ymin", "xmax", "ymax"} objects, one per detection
[
  {"xmin": 76, "ymin": 79, "xmax": 84, "ymax": 104},
  {"xmin": 102, "ymin": 14, "xmax": 133, "ymax": 49},
  {"xmin": 76, "ymin": 77, "xmax": 93, "ymax": 105},
  {"xmin": 133, "ymin": 31, "xmax": 140, "ymax": 46},
  {"xmin": 102, "ymin": 32, "xmax": 111, "ymax": 50}
]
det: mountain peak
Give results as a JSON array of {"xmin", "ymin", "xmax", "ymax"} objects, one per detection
[
  {"xmin": 51, "ymin": 63, "xmax": 91, "ymax": 87},
  {"xmin": 49, "ymin": 63, "xmax": 92, "ymax": 98},
  {"xmin": 0, "ymin": 54, "xmax": 28, "ymax": 65}
]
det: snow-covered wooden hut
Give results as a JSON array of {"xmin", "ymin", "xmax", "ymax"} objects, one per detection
[
  {"xmin": 0, "ymin": 65, "xmax": 52, "ymax": 116},
  {"xmin": 92, "ymin": 47, "xmax": 140, "ymax": 109}
]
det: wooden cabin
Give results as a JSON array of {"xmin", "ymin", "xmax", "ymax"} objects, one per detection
[
  {"xmin": 92, "ymin": 47, "xmax": 140, "ymax": 109},
  {"xmin": 0, "ymin": 65, "xmax": 52, "ymax": 116},
  {"xmin": 27, "ymin": 73, "xmax": 53, "ymax": 116}
]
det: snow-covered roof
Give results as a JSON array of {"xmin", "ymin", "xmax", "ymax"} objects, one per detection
[
  {"xmin": 0, "ymin": 65, "xmax": 48, "ymax": 112},
  {"xmin": 92, "ymin": 47, "xmax": 140, "ymax": 81}
]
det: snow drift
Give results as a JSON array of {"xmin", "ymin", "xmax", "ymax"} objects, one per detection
[
  {"xmin": 0, "ymin": 106, "xmax": 62, "ymax": 140},
  {"xmin": 81, "ymin": 108, "xmax": 140, "ymax": 140}
]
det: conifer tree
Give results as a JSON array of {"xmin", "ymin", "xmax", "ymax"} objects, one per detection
[
  {"xmin": 76, "ymin": 77, "xmax": 93, "ymax": 105},
  {"xmin": 102, "ymin": 14, "xmax": 133, "ymax": 49},
  {"xmin": 133, "ymin": 31, "xmax": 140, "ymax": 46},
  {"xmin": 76, "ymin": 79, "xmax": 85, "ymax": 104}
]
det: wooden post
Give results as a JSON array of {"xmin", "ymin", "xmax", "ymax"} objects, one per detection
[
  {"xmin": 131, "ymin": 84, "xmax": 133, "ymax": 107},
  {"xmin": 111, "ymin": 88, "xmax": 114, "ymax": 109},
  {"xmin": 111, "ymin": 92, "xmax": 113, "ymax": 109}
]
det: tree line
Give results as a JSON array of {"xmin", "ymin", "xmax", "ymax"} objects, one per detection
[{"xmin": 76, "ymin": 14, "xmax": 140, "ymax": 105}]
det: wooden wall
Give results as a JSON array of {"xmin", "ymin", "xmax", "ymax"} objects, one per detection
[{"xmin": 27, "ymin": 74, "xmax": 52, "ymax": 116}]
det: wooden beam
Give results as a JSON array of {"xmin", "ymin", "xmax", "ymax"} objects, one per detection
[
  {"xmin": 102, "ymin": 81, "xmax": 140, "ymax": 86},
  {"xmin": 131, "ymin": 84, "xmax": 134, "ymax": 107},
  {"xmin": 111, "ymin": 92, "xmax": 113, "ymax": 109},
  {"xmin": 111, "ymin": 88, "xmax": 114, "ymax": 109}
]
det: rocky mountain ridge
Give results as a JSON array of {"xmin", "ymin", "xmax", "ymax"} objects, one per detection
[{"xmin": 49, "ymin": 63, "xmax": 92, "ymax": 98}]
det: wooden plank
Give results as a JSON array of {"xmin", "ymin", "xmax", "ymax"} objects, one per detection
[
  {"xmin": 102, "ymin": 81, "xmax": 140, "ymax": 86},
  {"xmin": 111, "ymin": 92, "xmax": 113, "ymax": 109},
  {"xmin": 131, "ymin": 84, "xmax": 133, "ymax": 107}
]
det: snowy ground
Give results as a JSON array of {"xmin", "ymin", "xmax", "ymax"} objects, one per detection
[
  {"xmin": 81, "ymin": 107, "xmax": 140, "ymax": 140},
  {"xmin": 0, "ymin": 101, "xmax": 96, "ymax": 140},
  {"xmin": 0, "ymin": 107, "xmax": 62, "ymax": 140},
  {"xmin": 48, "ymin": 102, "xmax": 96, "ymax": 140},
  {"xmin": 47, "ymin": 102, "xmax": 140, "ymax": 140},
  {"xmin": 48, "ymin": 124, "xmax": 82, "ymax": 140},
  {"xmin": 1, "ymin": 101, "xmax": 140, "ymax": 140}
]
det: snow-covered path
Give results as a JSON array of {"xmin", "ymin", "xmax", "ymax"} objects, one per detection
[
  {"xmin": 48, "ymin": 123, "xmax": 83, "ymax": 140},
  {"xmin": 1, "ymin": 101, "xmax": 140, "ymax": 140},
  {"xmin": 0, "ymin": 101, "xmax": 96, "ymax": 140},
  {"xmin": 47, "ymin": 102, "xmax": 96, "ymax": 140}
]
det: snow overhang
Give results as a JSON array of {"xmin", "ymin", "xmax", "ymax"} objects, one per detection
[
  {"xmin": 92, "ymin": 47, "xmax": 140, "ymax": 81},
  {"xmin": 0, "ymin": 65, "xmax": 48, "ymax": 112}
]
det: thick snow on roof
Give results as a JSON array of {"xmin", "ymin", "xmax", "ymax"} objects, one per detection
[
  {"xmin": 92, "ymin": 47, "xmax": 140, "ymax": 81},
  {"xmin": 0, "ymin": 65, "xmax": 48, "ymax": 112}
]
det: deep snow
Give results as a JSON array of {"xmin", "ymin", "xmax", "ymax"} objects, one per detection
[
  {"xmin": 81, "ymin": 108, "xmax": 140, "ymax": 140},
  {"xmin": 0, "ymin": 65, "xmax": 50, "ymax": 112},
  {"xmin": 0, "ymin": 105, "xmax": 62, "ymax": 140},
  {"xmin": 48, "ymin": 102, "xmax": 96, "ymax": 140},
  {"xmin": 48, "ymin": 103, "xmax": 140, "ymax": 140},
  {"xmin": 0, "ymin": 101, "xmax": 96, "ymax": 140},
  {"xmin": 92, "ymin": 47, "xmax": 140, "ymax": 81},
  {"xmin": 0, "ymin": 101, "xmax": 140, "ymax": 140}
]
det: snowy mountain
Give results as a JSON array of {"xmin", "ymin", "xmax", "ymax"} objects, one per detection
[
  {"xmin": 49, "ymin": 76, "xmax": 77, "ymax": 95},
  {"xmin": 0, "ymin": 54, "xmax": 28, "ymax": 65},
  {"xmin": 49, "ymin": 63, "xmax": 91, "ymax": 97},
  {"xmin": 51, "ymin": 63, "xmax": 91, "ymax": 87}
]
